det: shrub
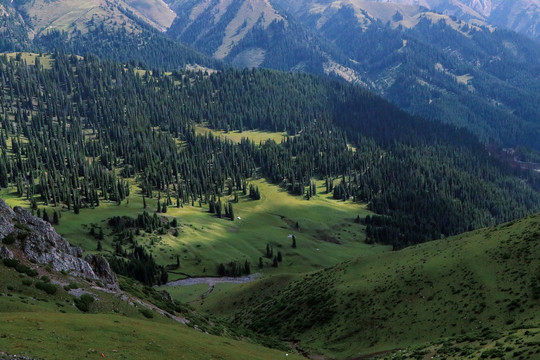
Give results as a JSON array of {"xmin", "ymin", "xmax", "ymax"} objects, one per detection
[
  {"xmin": 15, "ymin": 264, "xmax": 38, "ymax": 277},
  {"xmin": 14, "ymin": 222, "xmax": 30, "ymax": 232},
  {"xmin": 40, "ymin": 275, "xmax": 51, "ymax": 283},
  {"xmin": 16, "ymin": 232, "xmax": 29, "ymax": 241},
  {"xmin": 1, "ymin": 233, "xmax": 16, "ymax": 245},
  {"xmin": 22, "ymin": 278, "xmax": 33, "ymax": 286},
  {"xmin": 35, "ymin": 281, "xmax": 57, "ymax": 295},
  {"xmin": 74, "ymin": 294, "xmax": 95, "ymax": 312},
  {"xmin": 3, "ymin": 258, "xmax": 19, "ymax": 268},
  {"xmin": 480, "ymin": 348, "xmax": 505, "ymax": 358},
  {"xmin": 139, "ymin": 308, "xmax": 154, "ymax": 319}
]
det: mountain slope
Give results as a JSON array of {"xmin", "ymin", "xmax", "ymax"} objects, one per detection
[
  {"xmin": 272, "ymin": 0, "xmax": 540, "ymax": 150},
  {"xmin": 1, "ymin": 53, "xmax": 539, "ymax": 255},
  {"xmin": 209, "ymin": 213, "xmax": 540, "ymax": 358},
  {"xmin": 0, "ymin": 0, "xmax": 33, "ymax": 51},
  {"xmin": 0, "ymin": 0, "xmax": 217, "ymax": 69},
  {"xmin": 373, "ymin": 0, "xmax": 540, "ymax": 43},
  {"xmin": 163, "ymin": 0, "xmax": 540, "ymax": 150},
  {"xmin": 165, "ymin": 0, "xmax": 364, "ymax": 80}
]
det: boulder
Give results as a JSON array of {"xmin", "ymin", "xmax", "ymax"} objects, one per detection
[{"xmin": 0, "ymin": 245, "xmax": 14, "ymax": 259}]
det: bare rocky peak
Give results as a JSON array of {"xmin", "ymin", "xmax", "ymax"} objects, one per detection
[
  {"xmin": 467, "ymin": 0, "xmax": 492, "ymax": 16},
  {"xmin": 0, "ymin": 198, "xmax": 118, "ymax": 291}
]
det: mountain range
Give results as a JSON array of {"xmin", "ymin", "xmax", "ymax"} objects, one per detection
[
  {"xmin": 3, "ymin": 0, "xmax": 540, "ymax": 150},
  {"xmin": 165, "ymin": 0, "xmax": 540, "ymax": 150},
  {"xmin": 373, "ymin": 0, "xmax": 540, "ymax": 42}
]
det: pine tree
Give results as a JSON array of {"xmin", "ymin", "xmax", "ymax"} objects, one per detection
[
  {"xmin": 42, "ymin": 209, "xmax": 50, "ymax": 223},
  {"xmin": 52, "ymin": 211, "xmax": 59, "ymax": 225},
  {"xmin": 292, "ymin": 235, "xmax": 297, "ymax": 248},
  {"xmin": 272, "ymin": 256, "xmax": 279, "ymax": 267},
  {"xmin": 229, "ymin": 203, "xmax": 234, "ymax": 220}
]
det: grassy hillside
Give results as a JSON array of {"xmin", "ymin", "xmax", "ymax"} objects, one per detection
[
  {"xmin": 1, "ymin": 176, "xmax": 388, "ymax": 279},
  {"xmin": 388, "ymin": 328, "xmax": 540, "ymax": 360},
  {"xmin": 204, "ymin": 214, "xmax": 540, "ymax": 358},
  {"xmin": 0, "ymin": 263, "xmax": 304, "ymax": 360}
]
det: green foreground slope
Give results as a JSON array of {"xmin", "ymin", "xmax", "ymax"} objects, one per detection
[
  {"xmin": 206, "ymin": 214, "xmax": 540, "ymax": 358},
  {"xmin": 0, "ymin": 264, "xmax": 303, "ymax": 360},
  {"xmin": 0, "ymin": 312, "xmax": 302, "ymax": 360}
]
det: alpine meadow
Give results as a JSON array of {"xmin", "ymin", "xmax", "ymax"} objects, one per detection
[{"xmin": 1, "ymin": 1, "xmax": 540, "ymax": 359}]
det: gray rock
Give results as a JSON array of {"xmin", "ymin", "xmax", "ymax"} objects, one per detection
[
  {"xmin": 85, "ymin": 254, "xmax": 118, "ymax": 290},
  {"xmin": 0, "ymin": 245, "xmax": 13, "ymax": 259},
  {"xmin": 0, "ymin": 199, "xmax": 118, "ymax": 290},
  {"xmin": 0, "ymin": 198, "xmax": 16, "ymax": 239}
]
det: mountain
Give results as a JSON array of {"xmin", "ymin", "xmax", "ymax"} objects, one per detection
[
  {"xmin": 158, "ymin": 0, "xmax": 540, "ymax": 150},
  {"xmin": 269, "ymin": 0, "xmax": 540, "ymax": 150},
  {"xmin": 4, "ymin": 0, "xmax": 540, "ymax": 150},
  {"xmin": 373, "ymin": 0, "xmax": 540, "ymax": 43},
  {"xmin": 0, "ymin": 0, "xmax": 33, "ymax": 51},
  {"xmin": 208, "ymin": 212, "xmax": 540, "ymax": 358},
  {"xmin": 165, "ymin": 0, "xmax": 363, "ymax": 79},
  {"xmin": 0, "ymin": 0, "xmax": 216, "ymax": 69}
]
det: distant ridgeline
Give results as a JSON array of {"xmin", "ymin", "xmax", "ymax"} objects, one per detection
[
  {"xmin": 0, "ymin": 0, "xmax": 217, "ymax": 70},
  {"xmin": 0, "ymin": 54, "xmax": 539, "ymax": 248}
]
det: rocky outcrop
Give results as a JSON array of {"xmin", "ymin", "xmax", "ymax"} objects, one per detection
[
  {"xmin": 0, "ymin": 198, "xmax": 118, "ymax": 290},
  {"xmin": 84, "ymin": 254, "xmax": 118, "ymax": 288},
  {"xmin": 0, "ymin": 245, "xmax": 13, "ymax": 259}
]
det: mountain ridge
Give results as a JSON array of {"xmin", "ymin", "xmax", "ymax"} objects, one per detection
[{"xmin": 372, "ymin": 0, "xmax": 540, "ymax": 42}]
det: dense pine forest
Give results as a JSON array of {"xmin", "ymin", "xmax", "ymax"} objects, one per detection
[{"xmin": 0, "ymin": 53, "xmax": 539, "ymax": 249}]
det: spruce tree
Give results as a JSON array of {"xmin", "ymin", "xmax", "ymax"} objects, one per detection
[{"xmin": 42, "ymin": 209, "xmax": 49, "ymax": 223}]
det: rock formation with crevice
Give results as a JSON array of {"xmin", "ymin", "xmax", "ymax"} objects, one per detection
[{"xmin": 0, "ymin": 198, "xmax": 118, "ymax": 291}]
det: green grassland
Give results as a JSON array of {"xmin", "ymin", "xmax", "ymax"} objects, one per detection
[
  {"xmin": 203, "ymin": 214, "xmax": 540, "ymax": 359},
  {"xmin": 194, "ymin": 125, "xmax": 290, "ymax": 144},
  {"xmin": 1, "ymin": 176, "xmax": 388, "ymax": 279},
  {"xmin": 158, "ymin": 283, "xmax": 210, "ymax": 304},
  {"xmin": 3, "ymin": 53, "xmax": 54, "ymax": 69},
  {"xmin": 0, "ymin": 264, "xmax": 304, "ymax": 360}
]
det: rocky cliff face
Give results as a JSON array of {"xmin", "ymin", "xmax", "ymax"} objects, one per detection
[{"xmin": 0, "ymin": 199, "xmax": 118, "ymax": 290}]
